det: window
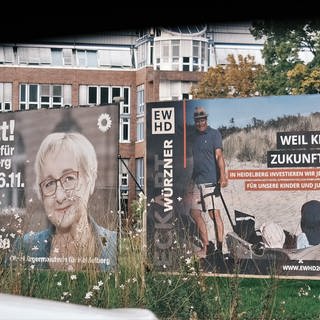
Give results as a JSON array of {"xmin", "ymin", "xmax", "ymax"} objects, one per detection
[
  {"xmin": 51, "ymin": 48, "xmax": 63, "ymax": 66},
  {"xmin": 0, "ymin": 47, "xmax": 14, "ymax": 64},
  {"xmin": 154, "ymin": 41, "xmax": 160, "ymax": 70},
  {"xmin": 136, "ymin": 158, "xmax": 144, "ymax": 192},
  {"xmin": 76, "ymin": 50, "xmax": 98, "ymax": 67},
  {"xmin": 16, "ymin": 47, "xmax": 51, "ymax": 65},
  {"xmin": 182, "ymin": 57, "xmax": 190, "ymax": 71},
  {"xmin": 161, "ymin": 41, "xmax": 170, "ymax": 63},
  {"xmin": 201, "ymin": 42, "xmax": 206, "ymax": 71},
  {"xmin": 137, "ymin": 42, "xmax": 147, "ymax": 68},
  {"xmin": 120, "ymin": 117, "xmax": 130, "ymax": 142},
  {"xmin": 119, "ymin": 158, "xmax": 129, "ymax": 218},
  {"xmin": 192, "ymin": 41, "xmax": 200, "ymax": 71},
  {"xmin": 88, "ymin": 86, "xmax": 98, "ymax": 104},
  {"xmin": 100, "ymin": 87, "xmax": 109, "ymax": 105},
  {"xmin": 112, "ymin": 87, "xmax": 121, "ymax": 102},
  {"xmin": 172, "ymin": 40, "xmax": 180, "ymax": 70},
  {"xmin": 83, "ymin": 86, "xmax": 110, "ymax": 106},
  {"xmin": 28, "ymin": 85, "xmax": 38, "ymax": 110},
  {"xmin": 182, "ymin": 93, "xmax": 189, "ymax": 100},
  {"xmin": 119, "ymin": 158, "xmax": 129, "ymax": 189},
  {"xmin": 52, "ymin": 85, "xmax": 62, "ymax": 107},
  {"xmin": 78, "ymin": 85, "xmax": 131, "ymax": 142},
  {"xmin": 137, "ymin": 85, "xmax": 144, "ymax": 115},
  {"xmin": 136, "ymin": 84, "xmax": 144, "ymax": 141},
  {"xmin": 63, "ymin": 49, "xmax": 73, "ymax": 65},
  {"xmin": 98, "ymin": 49, "xmax": 132, "ymax": 68},
  {"xmin": 123, "ymin": 87, "xmax": 130, "ymax": 114},
  {"xmin": 149, "ymin": 41, "xmax": 154, "ymax": 65},
  {"xmin": 136, "ymin": 117, "xmax": 144, "ymax": 142},
  {"xmin": 20, "ymin": 84, "xmax": 69, "ymax": 110},
  {"xmin": 0, "ymin": 83, "xmax": 12, "ymax": 112},
  {"xmin": 111, "ymin": 87, "xmax": 130, "ymax": 114},
  {"xmin": 40, "ymin": 85, "xmax": 50, "ymax": 108}
]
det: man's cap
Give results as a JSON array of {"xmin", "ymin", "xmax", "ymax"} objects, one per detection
[{"xmin": 194, "ymin": 106, "xmax": 208, "ymax": 120}]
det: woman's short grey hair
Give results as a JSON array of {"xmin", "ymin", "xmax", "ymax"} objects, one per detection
[{"xmin": 34, "ymin": 132, "xmax": 97, "ymax": 199}]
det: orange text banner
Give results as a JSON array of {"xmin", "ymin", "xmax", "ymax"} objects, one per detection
[{"xmin": 228, "ymin": 168, "xmax": 320, "ymax": 180}]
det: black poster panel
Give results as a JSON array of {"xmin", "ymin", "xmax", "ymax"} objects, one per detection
[{"xmin": 147, "ymin": 95, "xmax": 320, "ymax": 279}]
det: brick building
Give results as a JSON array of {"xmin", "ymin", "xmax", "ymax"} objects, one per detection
[{"xmin": 0, "ymin": 22, "xmax": 264, "ymax": 223}]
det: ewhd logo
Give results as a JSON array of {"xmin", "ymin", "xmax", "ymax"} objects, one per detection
[{"xmin": 151, "ymin": 107, "xmax": 175, "ymax": 134}]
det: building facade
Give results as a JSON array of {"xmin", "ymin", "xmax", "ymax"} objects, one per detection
[{"xmin": 0, "ymin": 22, "xmax": 264, "ymax": 224}]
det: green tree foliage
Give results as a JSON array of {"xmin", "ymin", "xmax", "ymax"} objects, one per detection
[
  {"xmin": 191, "ymin": 54, "xmax": 262, "ymax": 98},
  {"xmin": 250, "ymin": 19, "xmax": 320, "ymax": 95}
]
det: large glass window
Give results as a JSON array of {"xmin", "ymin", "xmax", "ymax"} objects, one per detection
[
  {"xmin": 154, "ymin": 38, "xmax": 207, "ymax": 71},
  {"xmin": 76, "ymin": 50, "xmax": 98, "ymax": 67},
  {"xmin": 85, "ymin": 86, "xmax": 110, "ymax": 105},
  {"xmin": 51, "ymin": 48, "xmax": 63, "ymax": 66},
  {"xmin": 19, "ymin": 84, "xmax": 70, "ymax": 110},
  {"xmin": 17, "ymin": 47, "xmax": 51, "ymax": 65}
]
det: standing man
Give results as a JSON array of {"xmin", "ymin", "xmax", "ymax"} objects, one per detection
[{"xmin": 190, "ymin": 106, "xmax": 228, "ymax": 259}]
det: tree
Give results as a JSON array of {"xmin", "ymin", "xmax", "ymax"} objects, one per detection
[
  {"xmin": 250, "ymin": 19, "xmax": 320, "ymax": 95},
  {"xmin": 225, "ymin": 54, "xmax": 263, "ymax": 97},
  {"xmin": 190, "ymin": 64, "xmax": 227, "ymax": 98},
  {"xmin": 190, "ymin": 54, "xmax": 262, "ymax": 98}
]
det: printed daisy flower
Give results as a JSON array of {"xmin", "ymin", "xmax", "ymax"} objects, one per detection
[{"xmin": 97, "ymin": 113, "xmax": 112, "ymax": 133}]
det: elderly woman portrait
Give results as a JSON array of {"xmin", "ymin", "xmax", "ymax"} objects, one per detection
[{"xmin": 9, "ymin": 132, "xmax": 117, "ymax": 272}]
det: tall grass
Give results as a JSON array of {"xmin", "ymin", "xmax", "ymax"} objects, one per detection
[
  {"xmin": 223, "ymin": 112, "xmax": 320, "ymax": 163},
  {"xmin": 1, "ymin": 194, "xmax": 320, "ymax": 319}
]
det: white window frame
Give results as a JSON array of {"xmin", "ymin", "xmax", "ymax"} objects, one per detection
[
  {"xmin": 76, "ymin": 50, "xmax": 98, "ymax": 67},
  {"xmin": 0, "ymin": 83, "xmax": 12, "ymax": 112},
  {"xmin": 120, "ymin": 117, "xmax": 130, "ymax": 143},
  {"xmin": 135, "ymin": 158, "xmax": 144, "ymax": 191},
  {"xmin": 119, "ymin": 158, "xmax": 129, "ymax": 190},
  {"xmin": 136, "ymin": 85, "xmax": 144, "ymax": 115},
  {"xmin": 19, "ymin": 84, "xmax": 66, "ymax": 110},
  {"xmin": 172, "ymin": 40, "xmax": 180, "ymax": 71},
  {"xmin": 136, "ymin": 117, "xmax": 144, "ymax": 142},
  {"xmin": 136, "ymin": 84, "xmax": 144, "ymax": 142},
  {"xmin": 78, "ymin": 85, "xmax": 131, "ymax": 142}
]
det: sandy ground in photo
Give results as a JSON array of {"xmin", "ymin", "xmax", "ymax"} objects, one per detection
[{"xmin": 206, "ymin": 159, "xmax": 320, "ymax": 252}]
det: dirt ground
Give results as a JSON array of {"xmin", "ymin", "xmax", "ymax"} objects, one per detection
[{"xmin": 205, "ymin": 159, "xmax": 320, "ymax": 252}]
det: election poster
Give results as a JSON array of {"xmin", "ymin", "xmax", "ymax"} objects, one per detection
[
  {"xmin": 0, "ymin": 105, "xmax": 119, "ymax": 272},
  {"xmin": 146, "ymin": 94, "xmax": 320, "ymax": 278}
]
